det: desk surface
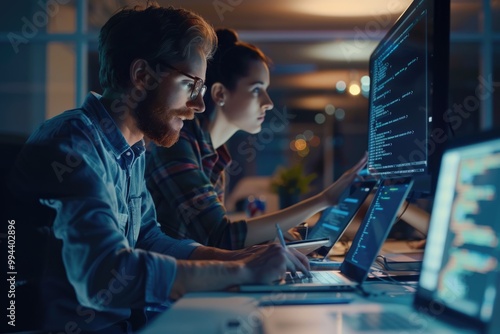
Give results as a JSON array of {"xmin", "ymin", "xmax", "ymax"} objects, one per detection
[
  {"xmin": 141, "ymin": 280, "xmax": 473, "ymax": 334},
  {"xmin": 140, "ymin": 241, "xmax": 433, "ymax": 334},
  {"xmin": 140, "ymin": 282, "xmax": 480, "ymax": 334}
]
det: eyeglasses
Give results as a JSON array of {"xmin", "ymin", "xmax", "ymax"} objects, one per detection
[{"xmin": 160, "ymin": 62, "xmax": 207, "ymax": 101}]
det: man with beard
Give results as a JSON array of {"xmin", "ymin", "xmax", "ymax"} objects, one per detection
[{"xmin": 8, "ymin": 4, "xmax": 310, "ymax": 333}]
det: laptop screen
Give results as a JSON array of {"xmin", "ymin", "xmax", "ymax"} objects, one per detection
[
  {"xmin": 308, "ymin": 179, "xmax": 377, "ymax": 256},
  {"xmin": 418, "ymin": 134, "xmax": 500, "ymax": 325},
  {"xmin": 340, "ymin": 177, "xmax": 414, "ymax": 282}
]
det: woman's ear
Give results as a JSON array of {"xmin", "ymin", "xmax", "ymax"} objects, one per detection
[
  {"xmin": 211, "ymin": 82, "xmax": 226, "ymax": 106},
  {"xmin": 130, "ymin": 59, "xmax": 150, "ymax": 90}
]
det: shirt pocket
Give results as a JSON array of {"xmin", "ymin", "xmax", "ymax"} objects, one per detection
[{"xmin": 128, "ymin": 196, "xmax": 142, "ymax": 245}]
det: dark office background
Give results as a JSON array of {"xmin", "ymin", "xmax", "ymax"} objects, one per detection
[{"xmin": 1, "ymin": 0, "xmax": 499, "ymax": 202}]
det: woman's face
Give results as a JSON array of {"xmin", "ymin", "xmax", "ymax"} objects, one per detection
[{"xmin": 222, "ymin": 60, "xmax": 274, "ymax": 134}]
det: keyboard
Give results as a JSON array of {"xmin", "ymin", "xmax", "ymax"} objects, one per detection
[
  {"xmin": 284, "ymin": 271, "xmax": 344, "ymax": 284},
  {"xmin": 309, "ymin": 259, "xmax": 342, "ymax": 270}
]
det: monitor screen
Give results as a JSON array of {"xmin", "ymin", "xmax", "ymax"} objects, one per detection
[
  {"xmin": 340, "ymin": 178, "xmax": 414, "ymax": 283},
  {"xmin": 367, "ymin": 0, "xmax": 449, "ymax": 195},
  {"xmin": 417, "ymin": 131, "xmax": 500, "ymax": 327},
  {"xmin": 308, "ymin": 179, "xmax": 377, "ymax": 257}
]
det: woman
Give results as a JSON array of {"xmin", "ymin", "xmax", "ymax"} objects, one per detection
[{"xmin": 145, "ymin": 28, "xmax": 367, "ymax": 250}]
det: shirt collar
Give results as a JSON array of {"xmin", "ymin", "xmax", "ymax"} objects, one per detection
[{"xmin": 81, "ymin": 92, "xmax": 145, "ymax": 160}]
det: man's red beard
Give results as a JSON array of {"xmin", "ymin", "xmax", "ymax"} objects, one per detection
[{"xmin": 134, "ymin": 90, "xmax": 194, "ymax": 147}]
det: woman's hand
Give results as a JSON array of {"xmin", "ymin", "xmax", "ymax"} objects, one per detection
[{"xmin": 320, "ymin": 153, "xmax": 368, "ymax": 206}]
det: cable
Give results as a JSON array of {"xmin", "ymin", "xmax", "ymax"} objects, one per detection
[
  {"xmin": 368, "ymin": 268, "xmax": 420, "ymax": 286},
  {"xmin": 394, "ymin": 200, "xmax": 410, "ymax": 224},
  {"xmin": 354, "ymin": 284, "xmax": 373, "ymax": 297}
]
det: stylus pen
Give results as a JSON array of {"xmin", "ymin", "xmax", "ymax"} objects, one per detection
[{"xmin": 276, "ymin": 224, "xmax": 312, "ymax": 278}]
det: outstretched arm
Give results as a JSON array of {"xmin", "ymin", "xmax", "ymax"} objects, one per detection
[
  {"xmin": 398, "ymin": 201, "xmax": 430, "ymax": 236},
  {"xmin": 244, "ymin": 153, "xmax": 368, "ymax": 247}
]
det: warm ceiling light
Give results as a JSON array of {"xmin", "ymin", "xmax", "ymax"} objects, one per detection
[
  {"xmin": 304, "ymin": 41, "xmax": 378, "ymax": 62},
  {"xmin": 289, "ymin": 0, "xmax": 412, "ymax": 18},
  {"xmin": 349, "ymin": 83, "xmax": 361, "ymax": 96}
]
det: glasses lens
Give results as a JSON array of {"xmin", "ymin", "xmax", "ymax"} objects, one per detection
[
  {"xmin": 200, "ymin": 85, "xmax": 207, "ymax": 97},
  {"xmin": 190, "ymin": 80, "xmax": 205, "ymax": 101}
]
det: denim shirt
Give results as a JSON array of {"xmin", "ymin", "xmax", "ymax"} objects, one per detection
[{"xmin": 11, "ymin": 92, "xmax": 199, "ymax": 331}]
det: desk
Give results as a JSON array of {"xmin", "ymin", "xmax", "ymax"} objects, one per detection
[
  {"xmin": 140, "ymin": 280, "xmax": 478, "ymax": 334},
  {"xmin": 139, "ymin": 281, "xmax": 428, "ymax": 334}
]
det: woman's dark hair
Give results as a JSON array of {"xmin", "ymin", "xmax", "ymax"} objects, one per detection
[
  {"xmin": 98, "ymin": 3, "xmax": 217, "ymax": 93},
  {"xmin": 203, "ymin": 28, "xmax": 271, "ymax": 119}
]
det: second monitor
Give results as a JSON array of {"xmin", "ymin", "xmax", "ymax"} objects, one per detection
[{"xmin": 367, "ymin": 0, "xmax": 450, "ymax": 197}]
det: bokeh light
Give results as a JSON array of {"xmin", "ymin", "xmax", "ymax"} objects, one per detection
[
  {"xmin": 335, "ymin": 108, "xmax": 346, "ymax": 120},
  {"xmin": 315, "ymin": 113, "xmax": 326, "ymax": 124},
  {"xmin": 294, "ymin": 139, "xmax": 307, "ymax": 151},
  {"xmin": 325, "ymin": 104, "xmax": 336, "ymax": 115},
  {"xmin": 309, "ymin": 135, "xmax": 321, "ymax": 147},
  {"xmin": 303, "ymin": 130, "xmax": 314, "ymax": 141},
  {"xmin": 349, "ymin": 83, "xmax": 361, "ymax": 96},
  {"xmin": 336, "ymin": 81, "xmax": 346, "ymax": 93},
  {"xmin": 360, "ymin": 75, "xmax": 370, "ymax": 86},
  {"xmin": 295, "ymin": 134, "xmax": 306, "ymax": 141},
  {"xmin": 297, "ymin": 146, "xmax": 310, "ymax": 157}
]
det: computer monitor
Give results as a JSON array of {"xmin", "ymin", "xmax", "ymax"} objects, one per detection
[
  {"xmin": 367, "ymin": 0, "xmax": 450, "ymax": 197},
  {"xmin": 416, "ymin": 129, "xmax": 500, "ymax": 330}
]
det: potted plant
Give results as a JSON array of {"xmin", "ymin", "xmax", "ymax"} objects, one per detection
[{"xmin": 270, "ymin": 164, "xmax": 317, "ymax": 209}]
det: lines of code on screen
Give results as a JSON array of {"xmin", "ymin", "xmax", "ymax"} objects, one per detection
[
  {"xmin": 436, "ymin": 151, "xmax": 500, "ymax": 321},
  {"xmin": 346, "ymin": 182, "xmax": 410, "ymax": 271},
  {"xmin": 368, "ymin": 6, "xmax": 429, "ymax": 177}
]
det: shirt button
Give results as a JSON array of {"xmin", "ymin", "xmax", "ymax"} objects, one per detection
[{"xmin": 126, "ymin": 151, "xmax": 131, "ymax": 156}]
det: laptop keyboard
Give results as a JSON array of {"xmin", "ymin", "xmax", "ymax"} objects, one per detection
[{"xmin": 285, "ymin": 271, "xmax": 344, "ymax": 284}]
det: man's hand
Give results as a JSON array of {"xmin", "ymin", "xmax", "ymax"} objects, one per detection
[
  {"xmin": 241, "ymin": 244, "xmax": 311, "ymax": 284},
  {"xmin": 171, "ymin": 244, "xmax": 312, "ymax": 299},
  {"xmin": 221, "ymin": 243, "xmax": 311, "ymax": 279}
]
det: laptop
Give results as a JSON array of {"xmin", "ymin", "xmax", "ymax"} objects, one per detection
[
  {"xmin": 286, "ymin": 179, "xmax": 377, "ymax": 256},
  {"xmin": 239, "ymin": 177, "xmax": 413, "ymax": 292},
  {"xmin": 264, "ymin": 131, "xmax": 500, "ymax": 334}
]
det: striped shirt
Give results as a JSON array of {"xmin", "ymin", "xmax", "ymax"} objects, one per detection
[{"xmin": 145, "ymin": 117, "xmax": 248, "ymax": 250}]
